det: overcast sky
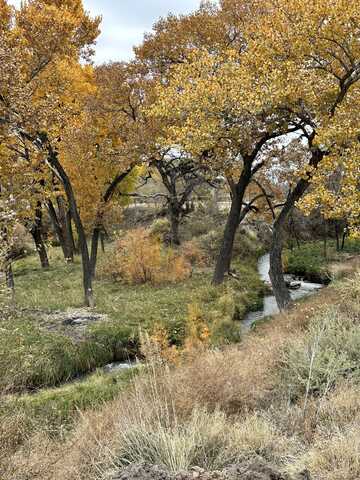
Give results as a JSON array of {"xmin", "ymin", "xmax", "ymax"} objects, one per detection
[{"xmin": 10, "ymin": 0, "xmax": 201, "ymax": 63}]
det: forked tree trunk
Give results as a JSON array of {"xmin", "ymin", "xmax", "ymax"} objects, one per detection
[
  {"xmin": 47, "ymin": 198, "xmax": 74, "ymax": 262},
  {"xmin": 89, "ymin": 168, "xmax": 133, "ymax": 279},
  {"xmin": 270, "ymin": 149, "xmax": 324, "ymax": 310},
  {"xmin": 47, "ymin": 147, "xmax": 94, "ymax": 308}
]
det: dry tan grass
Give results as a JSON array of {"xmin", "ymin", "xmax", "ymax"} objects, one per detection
[{"xmin": 3, "ymin": 263, "xmax": 360, "ymax": 480}]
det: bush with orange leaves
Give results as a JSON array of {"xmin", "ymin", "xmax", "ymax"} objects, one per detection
[
  {"xmin": 180, "ymin": 240, "xmax": 209, "ymax": 267},
  {"xmin": 100, "ymin": 228, "xmax": 192, "ymax": 285},
  {"xmin": 141, "ymin": 303, "xmax": 211, "ymax": 367}
]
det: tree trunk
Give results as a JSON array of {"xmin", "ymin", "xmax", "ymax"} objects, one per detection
[
  {"xmin": 270, "ymin": 149, "xmax": 324, "ymax": 310},
  {"xmin": 169, "ymin": 206, "xmax": 181, "ymax": 246},
  {"xmin": 66, "ymin": 209, "xmax": 77, "ymax": 255},
  {"xmin": 341, "ymin": 227, "xmax": 347, "ymax": 250},
  {"xmin": 30, "ymin": 207, "xmax": 50, "ymax": 269},
  {"xmin": 335, "ymin": 222, "xmax": 340, "ymax": 252},
  {"xmin": 212, "ymin": 192, "xmax": 243, "ymax": 285},
  {"xmin": 269, "ymin": 217, "xmax": 292, "ymax": 310},
  {"xmin": 5, "ymin": 263, "xmax": 14, "ymax": 291},
  {"xmin": 90, "ymin": 226, "xmax": 101, "ymax": 279},
  {"xmin": 58, "ymin": 197, "xmax": 75, "ymax": 262},
  {"xmin": 323, "ymin": 219, "xmax": 328, "ymax": 259},
  {"xmin": 47, "ymin": 147, "xmax": 94, "ymax": 307},
  {"xmin": 47, "ymin": 198, "xmax": 74, "ymax": 262},
  {"xmin": 212, "ymin": 162, "xmax": 252, "ymax": 285},
  {"xmin": 100, "ymin": 232, "xmax": 106, "ymax": 253},
  {"xmin": 47, "ymin": 199, "xmax": 66, "ymax": 256}
]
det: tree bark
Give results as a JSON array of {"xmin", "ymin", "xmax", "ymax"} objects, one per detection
[
  {"xmin": 47, "ymin": 198, "xmax": 74, "ymax": 262},
  {"xmin": 5, "ymin": 263, "xmax": 14, "ymax": 291},
  {"xmin": 169, "ymin": 205, "xmax": 181, "ymax": 246},
  {"xmin": 270, "ymin": 149, "xmax": 324, "ymax": 310},
  {"xmin": 46, "ymin": 147, "xmax": 94, "ymax": 307},
  {"xmin": 90, "ymin": 226, "xmax": 101, "ymax": 278},
  {"xmin": 100, "ymin": 231, "xmax": 106, "ymax": 253},
  {"xmin": 30, "ymin": 206, "xmax": 50, "ymax": 269},
  {"xmin": 323, "ymin": 220, "xmax": 328, "ymax": 259},
  {"xmin": 57, "ymin": 197, "xmax": 75, "ymax": 262},
  {"xmin": 212, "ymin": 162, "xmax": 252, "ymax": 285},
  {"xmin": 66, "ymin": 209, "xmax": 77, "ymax": 255},
  {"xmin": 335, "ymin": 222, "xmax": 340, "ymax": 252},
  {"xmin": 341, "ymin": 227, "xmax": 347, "ymax": 250}
]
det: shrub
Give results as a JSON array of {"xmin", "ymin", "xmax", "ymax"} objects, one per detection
[
  {"xmin": 87, "ymin": 322, "xmax": 139, "ymax": 362},
  {"xmin": 100, "ymin": 228, "xmax": 191, "ymax": 285},
  {"xmin": 198, "ymin": 226, "xmax": 263, "ymax": 262},
  {"xmin": 180, "ymin": 240, "xmax": 208, "ymax": 267},
  {"xmin": 280, "ymin": 307, "xmax": 360, "ymax": 400},
  {"xmin": 149, "ymin": 217, "xmax": 171, "ymax": 242},
  {"xmin": 284, "ymin": 242, "xmax": 332, "ymax": 283}
]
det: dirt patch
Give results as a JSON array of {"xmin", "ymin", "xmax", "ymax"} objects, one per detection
[
  {"xmin": 41, "ymin": 308, "xmax": 108, "ymax": 341},
  {"xmin": 112, "ymin": 461, "xmax": 310, "ymax": 480}
]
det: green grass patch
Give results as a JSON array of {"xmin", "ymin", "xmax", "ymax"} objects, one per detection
[
  {"xmin": 284, "ymin": 239, "xmax": 360, "ymax": 283},
  {"xmin": 0, "ymin": 316, "xmax": 118, "ymax": 392},
  {"xmin": 280, "ymin": 306, "xmax": 360, "ymax": 400},
  {"xmin": 0, "ymin": 368, "xmax": 136, "ymax": 450},
  {"xmin": 5, "ymin": 237, "xmax": 265, "ymax": 391}
]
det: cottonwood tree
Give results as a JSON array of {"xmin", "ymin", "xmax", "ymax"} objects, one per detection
[
  {"xmin": 0, "ymin": 0, "xmax": 101, "ymax": 306},
  {"xmin": 151, "ymin": 47, "xmax": 300, "ymax": 284},
  {"xmin": 237, "ymin": 0, "xmax": 360, "ymax": 308},
  {"xmin": 144, "ymin": 151, "xmax": 215, "ymax": 246}
]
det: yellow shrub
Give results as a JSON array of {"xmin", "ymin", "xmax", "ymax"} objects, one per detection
[
  {"xmin": 140, "ymin": 326, "xmax": 180, "ymax": 366},
  {"xmin": 183, "ymin": 303, "xmax": 210, "ymax": 354},
  {"xmin": 101, "ymin": 228, "xmax": 191, "ymax": 285},
  {"xmin": 180, "ymin": 240, "xmax": 208, "ymax": 267},
  {"xmin": 140, "ymin": 304, "xmax": 211, "ymax": 367}
]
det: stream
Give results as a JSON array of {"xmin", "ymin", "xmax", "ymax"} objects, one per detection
[
  {"xmin": 242, "ymin": 253, "xmax": 323, "ymax": 330},
  {"xmin": 106, "ymin": 254, "xmax": 324, "ymax": 372}
]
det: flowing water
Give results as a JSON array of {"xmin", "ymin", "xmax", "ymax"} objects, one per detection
[
  {"xmin": 106, "ymin": 254, "xmax": 324, "ymax": 371},
  {"xmin": 242, "ymin": 254, "xmax": 323, "ymax": 330}
]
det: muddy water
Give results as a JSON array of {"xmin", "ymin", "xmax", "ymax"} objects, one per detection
[{"xmin": 243, "ymin": 254, "xmax": 323, "ymax": 330}]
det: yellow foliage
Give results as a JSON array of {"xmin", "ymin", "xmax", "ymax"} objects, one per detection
[
  {"xmin": 100, "ymin": 228, "xmax": 191, "ymax": 285},
  {"xmin": 140, "ymin": 326, "xmax": 180, "ymax": 366},
  {"xmin": 183, "ymin": 303, "xmax": 211, "ymax": 354},
  {"xmin": 140, "ymin": 303, "xmax": 211, "ymax": 367}
]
